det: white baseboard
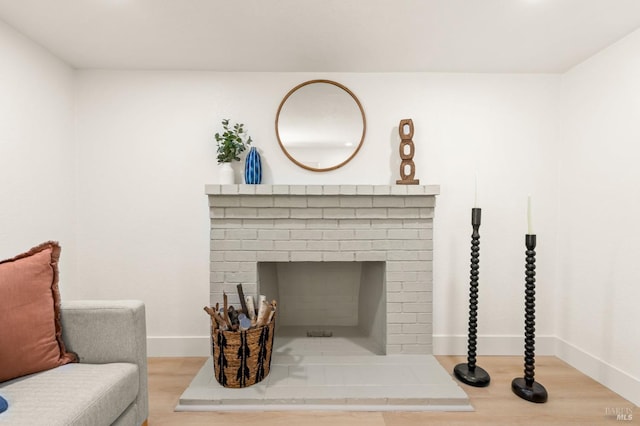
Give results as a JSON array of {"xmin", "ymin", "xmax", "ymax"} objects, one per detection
[
  {"xmin": 555, "ymin": 337, "xmax": 640, "ymax": 407},
  {"xmin": 147, "ymin": 336, "xmax": 210, "ymax": 357},
  {"xmin": 432, "ymin": 334, "xmax": 557, "ymax": 356}
]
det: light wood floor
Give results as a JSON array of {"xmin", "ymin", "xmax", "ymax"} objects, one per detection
[{"xmin": 148, "ymin": 356, "xmax": 638, "ymax": 425}]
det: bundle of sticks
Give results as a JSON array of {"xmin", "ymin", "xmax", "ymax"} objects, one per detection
[{"xmin": 204, "ymin": 284, "xmax": 276, "ymax": 332}]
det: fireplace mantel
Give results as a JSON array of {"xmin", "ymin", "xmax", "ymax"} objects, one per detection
[
  {"xmin": 206, "ymin": 183, "xmax": 439, "ymax": 355},
  {"xmin": 205, "ymin": 184, "xmax": 440, "ymax": 196}
]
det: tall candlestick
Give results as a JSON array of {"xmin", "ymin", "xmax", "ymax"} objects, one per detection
[{"xmin": 527, "ymin": 195, "xmax": 533, "ymax": 234}]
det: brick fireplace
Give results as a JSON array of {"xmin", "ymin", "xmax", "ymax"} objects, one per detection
[{"xmin": 206, "ymin": 184, "xmax": 439, "ymax": 355}]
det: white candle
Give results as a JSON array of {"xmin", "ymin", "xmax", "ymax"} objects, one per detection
[
  {"xmin": 474, "ymin": 174, "xmax": 478, "ymax": 208},
  {"xmin": 527, "ymin": 195, "xmax": 533, "ymax": 234}
]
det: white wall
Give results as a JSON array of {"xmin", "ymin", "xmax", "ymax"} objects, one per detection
[
  {"xmin": 0, "ymin": 20, "xmax": 76, "ymax": 286},
  {"xmin": 73, "ymin": 71, "xmax": 560, "ymax": 357},
  {"xmin": 559, "ymin": 28, "xmax": 640, "ymax": 406}
]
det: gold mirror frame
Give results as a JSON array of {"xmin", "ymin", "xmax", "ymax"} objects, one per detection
[{"xmin": 275, "ymin": 79, "xmax": 367, "ymax": 172}]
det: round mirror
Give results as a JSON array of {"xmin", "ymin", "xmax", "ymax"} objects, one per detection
[{"xmin": 276, "ymin": 80, "xmax": 366, "ymax": 172}]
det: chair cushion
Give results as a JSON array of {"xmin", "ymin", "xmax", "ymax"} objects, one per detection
[
  {"xmin": 0, "ymin": 362, "xmax": 139, "ymax": 426},
  {"xmin": 0, "ymin": 241, "xmax": 77, "ymax": 382}
]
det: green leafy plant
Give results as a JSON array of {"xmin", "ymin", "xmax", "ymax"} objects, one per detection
[{"xmin": 215, "ymin": 119, "xmax": 252, "ymax": 163}]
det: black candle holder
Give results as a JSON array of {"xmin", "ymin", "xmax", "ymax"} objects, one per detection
[
  {"xmin": 512, "ymin": 234, "xmax": 548, "ymax": 403},
  {"xmin": 454, "ymin": 208, "xmax": 490, "ymax": 387}
]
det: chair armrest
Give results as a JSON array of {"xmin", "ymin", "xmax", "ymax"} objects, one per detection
[{"xmin": 60, "ymin": 300, "xmax": 148, "ymax": 425}]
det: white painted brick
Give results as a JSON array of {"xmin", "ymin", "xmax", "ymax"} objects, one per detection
[
  {"xmin": 402, "ymin": 324, "xmax": 431, "ymax": 334},
  {"xmin": 419, "ymin": 229, "xmax": 434, "ymax": 239},
  {"xmin": 210, "ymin": 196, "xmax": 241, "ymax": 207},
  {"xmin": 387, "ymin": 208, "xmax": 420, "ymax": 219},
  {"xmin": 210, "ymin": 207, "xmax": 225, "ymax": 218},
  {"xmin": 291, "ymin": 251, "xmax": 323, "ymax": 261},
  {"xmin": 242, "ymin": 240, "xmax": 274, "ymax": 251},
  {"xmin": 254, "ymin": 185, "xmax": 273, "ymax": 195},
  {"xmin": 387, "ymin": 313, "xmax": 416, "ymax": 324},
  {"xmin": 354, "ymin": 229, "xmax": 387, "ymax": 240},
  {"xmin": 225, "ymin": 271, "xmax": 257, "ymax": 283},
  {"xmin": 387, "ymin": 302, "xmax": 402, "ymax": 313},
  {"xmin": 402, "ymin": 282, "xmax": 430, "ymax": 293},
  {"xmin": 402, "ymin": 302, "xmax": 431, "ymax": 313},
  {"xmin": 306, "ymin": 185, "xmax": 323, "ymax": 195},
  {"xmin": 211, "ymin": 240, "xmax": 242, "ymax": 251},
  {"xmin": 256, "ymin": 251, "xmax": 289, "ymax": 262},
  {"xmin": 322, "ymin": 229, "xmax": 355, "ymax": 240},
  {"xmin": 372, "ymin": 240, "xmax": 405, "ymax": 250},
  {"xmin": 290, "ymin": 208, "xmax": 323, "ymax": 219},
  {"xmin": 340, "ymin": 197, "xmax": 372, "ymax": 208},
  {"xmin": 386, "ymin": 282, "xmax": 403, "ymax": 292},
  {"xmin": 339, "ymin": 219, "xmax": 370, "ymax": 229},
  {"xmin": 323, "ymin": 251, "xmax": 354, "ymax": 261},
  {"xmin": 387, "ymin": 334, "xmax": 417, "ymax": 345},
  {"xmin": 371, "ymin": 219, "xmax": 403, "ymax": 228},
  {"xmin": 238, "ymin": 261, "xmax": 257, "ymax": 271},
  {"xmin": 402, "ymin": 219, "xmax": 430, "ymax": 229},
  {"xmin": 416, "ymin": 334, "xmax": 432, "ymax": 344},
  {"xmin": 373, "ymin": 197, "xmax": 405, "ymax": 208},
  {"xmin": 405, "ymin": 197, "xmax": 436, "ymax": 208},
  {"xmin": 210, "ymin": 272, "xmax": 224, "ymax": 282},
  {"xmin": 322, "ymin": 185, "xmax": 340, "ymax": 195},
  {"xmin": 289, "ymin": 186, "xmax": 306, "ymax": 195},
  {"xmin": 417, "ymin": 313, "xmax": 433, "ymax": 323},
  {"xmin": 221, "ymin": 185, "xmax": 239, "ymax": 194},
  {"xmin": 210, "ymin": 251, "xmax": 224, "ymax": 262},
  {"xmin": 339, "ymin": 185, "xmax": 357, "ymax": 195},
  {"xmin": 306, "ymin": 219, "xmax": 338, "ymax": 229},
  {"xmin": 205, "ymin": 185, "xmax": 221, "ymax": 195},
  {"xmin": 274, "ymin": 196, "xmax": 307, "ymax": 208},
  {"xmin": 241, "ymin": 219, "xmax": 273, "ymax": 228},
  {"xmin": 237, "ymin": 185, "xmax": 256, "ymax": 195},
  {"xmin": 210, "ymin": 229, "xmax": 225, "ymax": 239},
  {"xmin": 418, "ymin": 251, "xmax": 433, "ymax": 260},
  {"xmin": 274, "ymin": 240, "xmax": 307, "ymax": 251},
  {"xmin": 403, "ymin": 239, "xmax": 432, "ymax": 250},
  {"xmin": 339, "ymin": 240, "xmax": 372, "ymax": 251},
  {"xmin": 307, "ymin": 240, "xmax": 339, "ymax": 251},
  {"xmin": 273, "ymin": 219, "xmax": 306, "ymax": 229},
  {"xmin": 291, "ymin": 230, "xmax": 322, "ymax": 240},
  {"xmin": 355, "ymin": 208, "xmax": 388, "ymax": 219},
  {"xmin": 390, "ymin": 186, "xmax": 408, "ymax": 195},
  {"xmin": 240, "ymin": 197, "xmax": 273, "ymax": 207},
  {"xmin": 373, "ymin": 186, "xmax": 391, "ymax": 195},
  {"xmin": 226, "ymin": 229, "xmax": 258, "ymax": 240},
  {"xmin": 417, "ymin": 272, "xmax": 434, "ymax": 283},
  {"xmin": 401, "ymin": 344, "xmax": 431, "ymax": 354},
  {"xmin": 387, "ymin": 229, "xmax": 420, "ymax": 240},
  {"xmin": 355, "ymin": 251, "xmax": 387, "ymax": 261},
  {"xmin": 308, "ymin": 196, "xmax": 340, "ymax": 208},
  {"xmin": 211, "ymin": 219, "xmax": 241, "ymax": 228},
  {"xmin": 356, "ymin": 185, "xmax": 374, "ymax": 195},
  {"xmin": 323, "ymin": 208, "xmax": 356, "ymax": 219},
  {"xmin": 272, "ymin": 185, "xmax": 289, "ymax": 194},
  {"xmin": 386, "ymin": 271, "xmax": 418, "ymax": 282},
  {"xmin": 225, "ymin": 251, "xmax": 257, "ymax": 262},
  {"xmin": 405, "ymin": 185, "xmax": 426, "ymax": 195},
  {"xmin": 257, "ymin": 208, "xmax": 290, "ymax": 218},
  {"xmin": 386, "ymin": 250, "xmax": 418, "ymax": 261},
  {"xmin": 419, "ymin": 208, "xmax": 435, "ymax": 219},
  {"xmin": 211, "ymin": 261, "xmax": 239, "ymax": 272},
  {"xmin": 258, "ymin": 229, "xmax": 290, "ymax": 240},
  {"xmin": 225, "ymin": 207, "xmax": 258, "ymax": 218}
]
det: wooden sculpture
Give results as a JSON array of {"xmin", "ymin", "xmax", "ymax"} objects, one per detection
[{"xmin": 396, "ymin": 119, "xmax": 420, "ymax": 184}]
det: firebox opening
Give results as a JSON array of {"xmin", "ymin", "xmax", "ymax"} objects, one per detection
[{"xmin": 257, "ymin": 261, "xmax": 386, "ymax": 355}]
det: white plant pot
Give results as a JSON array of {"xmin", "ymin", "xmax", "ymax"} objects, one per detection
[{"xmin": 219, "ymin": 162, "xmax": 234, "ymax": 184}]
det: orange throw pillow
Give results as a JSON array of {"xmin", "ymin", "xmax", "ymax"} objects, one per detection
[{"xmin": 0, "ymin": 241, "xmax": 77, "ymax": 382}]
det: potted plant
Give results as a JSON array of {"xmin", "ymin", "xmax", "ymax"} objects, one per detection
[{"xmin": 215, "ymin": 119, "xmax": 252, "ymax": 184}]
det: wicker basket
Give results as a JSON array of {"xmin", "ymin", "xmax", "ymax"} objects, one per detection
[{"xmin": 210, "ymin": 316, "xmax": 276, "ymax": 388}]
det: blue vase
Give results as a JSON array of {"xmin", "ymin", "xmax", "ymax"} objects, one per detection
[{"xmin": 244, "ymin": 146, "xmax": 262, "ymax": 184}]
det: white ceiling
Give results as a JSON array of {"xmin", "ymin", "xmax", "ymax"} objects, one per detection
[{"xmin": 1, "ymin": 0, "xmax": 640, "ymax": 73}]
